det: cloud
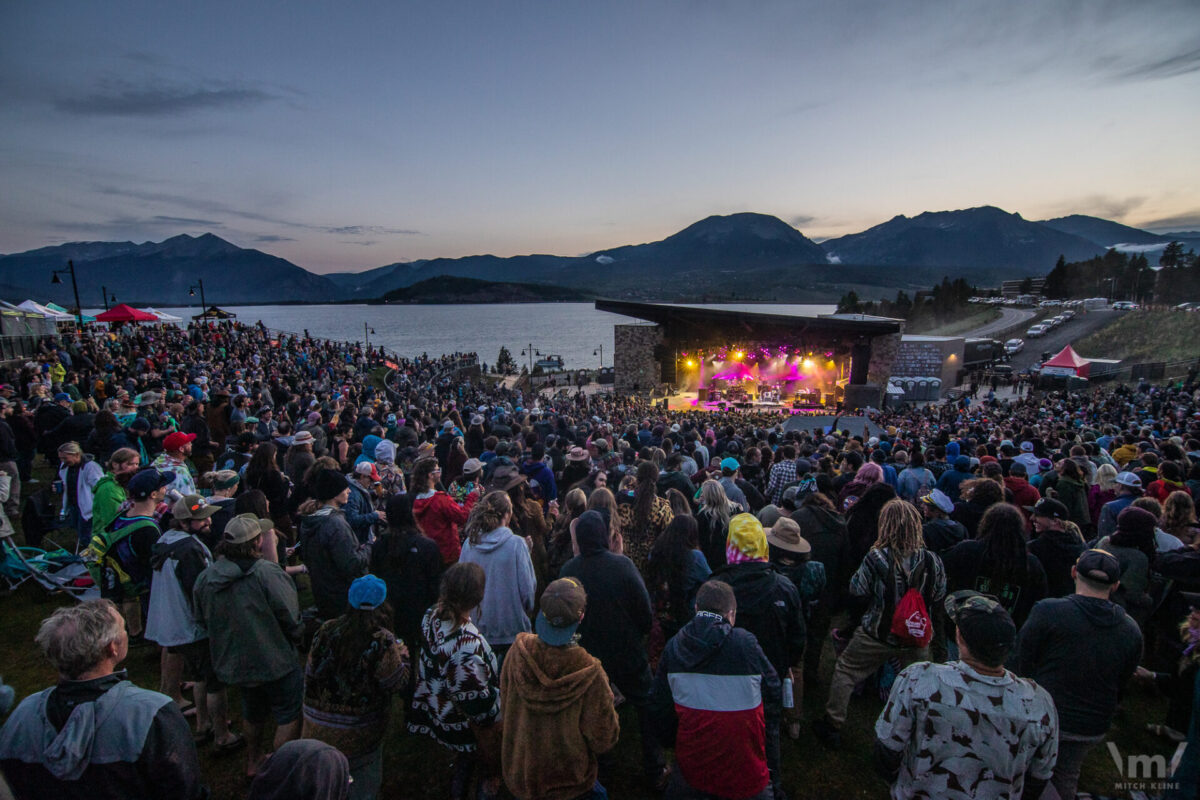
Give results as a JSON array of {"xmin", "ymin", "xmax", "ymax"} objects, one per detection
[
  {"xmin": 788, "ymin": 214, "xmax": 816, "ymax": 228},
  {"xmin": 254, "ymin": 234, "xmax": 295, "ymax": 243},
  {"xmin": 55, "ymin": 79, "xmax": 276, "ymax": 117},
  {"xmin": 94, "ymin": 185, "xmax": 424, "ymax": 237},
  {"xmin": 147, "ymin": 215, "xmax": 224, "ymax": 227},
  {"xmin": 1043, "ymin": 194, "xmax": 1147, "ymax": 221},
  {"xmin": 326, "ymin": 225, "xmax": 422, "ymax": 236},
  {"xmin": 1137, "ymin": 209, "xmax": 1200, "ymax": 232},
  {"xmin": 338, "ymin": 240, "xmax": 379, "ymax": 246},
  {"xmin": 1100, "ymin": 44, "xmax": 1200, "ymax": 83},
  {"xmin": 595, "ymin": 254, "xmax": 614, "ymax": 264}
]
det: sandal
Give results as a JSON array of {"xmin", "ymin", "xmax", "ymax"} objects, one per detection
[
  {"xmin": 214, "ymin": 733, "xmax": 247, "ymax": 754},
  {"xmin": 193, "ymin": 726, "xmax": 214, "ymax": 745}
]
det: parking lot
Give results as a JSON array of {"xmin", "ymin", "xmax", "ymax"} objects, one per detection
[{"xmin": 1007, "ymin": 308, "xmax": 1122, "ymax": 372}]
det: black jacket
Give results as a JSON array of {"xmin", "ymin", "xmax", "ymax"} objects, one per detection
[
  {"xmin": 560, "ymin": 518, "xmax": 653, "ymax": 679},
  {"xmin": 711, "ymin": 561, "xmax": 805, "ymax": 681},
  {"xmin": 792, "ymin": 503, "xmax": 850, "ymax": 603},
  {"xmin": 370, "ymin": 529, "xmax": 444, "ymax": 647},
  {"xmin": 1016, "ymin": 595, "xmax": 1142, "ymax": 736},
  {"xmin": 298, "ymin": 507, "xmax": 370, "ymax": 619},
  {"xmin": 1028, "ymin": 528, "xmax": 1086, "ymax": 598}
]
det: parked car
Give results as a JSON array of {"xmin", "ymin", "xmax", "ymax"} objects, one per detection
[
  {"xmin": 1026, "ymin": 324, "xmax": 1047, "ymax": 338},
  {"xmin": 1004, "ymin": 338, "xmax": 1024, "ymax": 355},
  {"xmin": 1112, "ymin": 301, "xmax": 1140, "ymax": 311}
]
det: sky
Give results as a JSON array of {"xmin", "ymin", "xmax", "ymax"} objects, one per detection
[{"xmin": 2, "ymin": 0, "xmax": 1198, "ymax": 273}]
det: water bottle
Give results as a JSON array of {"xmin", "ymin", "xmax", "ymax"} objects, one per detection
[{"xmin": 782, "ymin": 677, "xmax": 794, "ymax": 709}]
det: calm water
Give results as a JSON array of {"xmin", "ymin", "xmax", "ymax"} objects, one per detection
[{"xmin": 88, "ymin": 303, "xmax": 834, "ymax": 370}]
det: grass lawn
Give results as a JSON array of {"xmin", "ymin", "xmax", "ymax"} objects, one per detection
[
  {"xmin": 1077, "ymin": 310, "xmax": 1200, "ymax": 364},
  {"xmin": 0, "ymin": 462, "xmax": 1180, "ymax": 798},
  {"xmin": 909, "ymin": 307, "xmax": 1000, "ymax": 336}
]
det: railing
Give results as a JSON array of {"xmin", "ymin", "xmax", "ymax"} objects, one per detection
[{"xmin": 387, "ymin": 356, "xmax": 479, "ymax": 404}]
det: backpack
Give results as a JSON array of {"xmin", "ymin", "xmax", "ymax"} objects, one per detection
[{"xmin": 879, "ymin": 550, "xmax": 933, "ymax": 647}]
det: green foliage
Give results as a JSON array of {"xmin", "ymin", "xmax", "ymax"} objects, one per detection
[
  {"xmin": 836, "ymin": 290, "xmax": 861, "ymax": 313},
  {"xmin": 1045, "ymin": 249, "xmax": 1199, "ymax": 302},
  {"xmin": 1161, "ymin": 241, "xmax": 1184, "ymax": 267},
  {"xmin": 495, "ymin": 345, "xmax": 516, "ymax": 375},
  {"xmin": 850, "ymin": 277, "xmax": 977, "ymax": 328}
]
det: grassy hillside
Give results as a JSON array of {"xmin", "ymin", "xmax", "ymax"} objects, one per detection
[{"xmin": 1075, "ymin": 309, "xmax": 1200, "ymax": 362}]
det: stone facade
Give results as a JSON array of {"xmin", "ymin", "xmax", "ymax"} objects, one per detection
[
  {"xmin": 614, "ymin": 323, "xmax": 663, "ymax": 394},
  {"xmin": 867, "ymin": 331, "xmax": 903, "ymax": 387}
]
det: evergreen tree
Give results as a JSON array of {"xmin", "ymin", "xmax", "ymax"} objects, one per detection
[
  {"xmin": 1161, "ymin": 241, "xmax": 1184, "ymax": 267},
  {"xmin": 495, "ymin": 345, "xmax": 516, "ymax": 375}
]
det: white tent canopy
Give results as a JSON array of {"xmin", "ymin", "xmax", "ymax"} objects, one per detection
[
  {"xmin": 17, "ymin": 300, "xmax": 73, "ymax": 321},
  {"xmin": 141, "ymin": 307, "xmax": 183, "ymax": 323}
]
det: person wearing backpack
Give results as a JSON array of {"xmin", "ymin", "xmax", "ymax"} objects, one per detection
[
  {"xmin": 814, "ymin": 498, "xmax": 946, "ymax": 750},
  {"xmin": 712, "ymin": 513, "xmax": 803, "ymax": 798}
]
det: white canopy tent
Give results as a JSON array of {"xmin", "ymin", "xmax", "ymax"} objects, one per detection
[
  {"xmin": 16, "ymin": 300, "xmax": 73, "ymax": 322},
  {"xmin": 141, "ymin": 307, "xmax": 183, "ymax": 323}
]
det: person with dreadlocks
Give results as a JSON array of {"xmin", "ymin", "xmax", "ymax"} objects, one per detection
[
  {"xmin": 617, "ymin": 460, "xmax": 673, "ymax": 575},
  {"xmin": 942, "ymin": 503, "xmax": 1048, "ymax": 645},
  {"xmin": 814, "ymin": 499, "xmax": 946, "ymax": 749}
]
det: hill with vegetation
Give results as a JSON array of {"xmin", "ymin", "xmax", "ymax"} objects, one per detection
[
  {"xmin": 1076, "ymin": 309, "xmax": 1200, "ymax": 363},
  {"xmin": 380, "ymin": 276, "xmax": 589, "ymax": 304}
]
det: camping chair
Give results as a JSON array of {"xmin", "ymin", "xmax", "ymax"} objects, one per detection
[
  {"xmin": 20, "ymin": 488, "xmax": 62, "ymax": 551},
  {"xmin": 0, "ymin": 534, "xmax": 98, "ymax": 600}
]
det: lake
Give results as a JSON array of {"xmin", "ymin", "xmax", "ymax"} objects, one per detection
[{"xmin": 89, "ymin": 302, "xmax": 835, "ymax": 370}]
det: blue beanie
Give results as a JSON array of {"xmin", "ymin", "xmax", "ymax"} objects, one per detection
[{"xmin": 348, "ymin": 575, "xmax": 387, "ymax": 610}]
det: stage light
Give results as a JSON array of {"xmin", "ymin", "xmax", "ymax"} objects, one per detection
[
  {"xmin": 686, "ymin": 359, "xmax": 696, "ymax": 368},
  {"xmin": 802, "ymin": 358, "xmax": 815, "ymax": 370},
  {"xmin": 732, "ymin": 350, "xmax": 744, "ymax": 361}
]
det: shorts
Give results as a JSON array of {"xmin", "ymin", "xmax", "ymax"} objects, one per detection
[
  {"xmin": 239, "ymin": 666, "xmax": 303, "ymax": 726},
  {"xmin": 167, "ymin": 640, "xmax": 220, "ymax": 688}
]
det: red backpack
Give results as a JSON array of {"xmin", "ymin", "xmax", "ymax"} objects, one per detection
[{"xmin": 886, "ymin": 551, "xmax": 933, "ymax": 647}]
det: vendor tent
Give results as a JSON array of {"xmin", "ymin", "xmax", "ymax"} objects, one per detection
[
  {"xmin": 192, "ymin": 306, "xmax": 237, "ymax": 320},
  {"xmin": 44, "ymin": 302, "xmax": 96, "ymax": 324},
  {"xmin": 94, "ymin": 304, "xmax": 159, "ymax": 323},
  {"xmin": 16, "ymin": 300, "xmax": 73, "ymax": 322},
  {"xmin": 142, "ymin": 307, "xmax": 183, "ymax": 323},
  {"xmin": 1040, "ymin": 345, "xmax": 1091, "ymax": 378}
]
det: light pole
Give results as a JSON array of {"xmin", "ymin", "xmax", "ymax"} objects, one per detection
[
  {"xmin": 188, "ymin": 279, "xmax": 207, "ymax": 319},
  {"xmin": 101, "ymin": 285, "xmax": 116, "ymax": 312},
  {"xmin": 364, "ymin": 323, "xmax": 375, "ymax": 354},
  {"xmin": 50, "ymin": 260, "xmax": 84, "ymax": 326},
  {"xmin": 593, "ymin": 345, "xmax": 604, "ymax": 368},
  {"xmin": 521, "ymin": 344, "xmax": 540, "ymax": 375}
]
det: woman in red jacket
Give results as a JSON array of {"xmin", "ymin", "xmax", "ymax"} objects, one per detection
[{"xmin": 411, "ymin": 456, "xmax": 478, "ymax": 564}]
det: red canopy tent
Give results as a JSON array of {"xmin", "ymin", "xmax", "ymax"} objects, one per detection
[
  {"xmin": 1040, "ymin": 344, "xmax": 1091, "ymax": 378},
  {"xmin": 94, "ymin": 304, "xmax": 159, "ymax": 323}
]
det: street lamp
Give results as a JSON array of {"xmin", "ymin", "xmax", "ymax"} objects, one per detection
[
  {"xmin": 50, "ymin": 260, "xmax": 84, "ymax": 326},
  {"xmin": 593, "ymin": 345, "xmax": 604, "ymax": 368},
  {"xmin": 520, "ymin": 345, "xmax": 540, "ymax": 375},
  {"xmin": 101, "ymin": 285, "xmax": 116, "ymax": 312},
  {"xmin": 188, "ymin": 279, "xmax": 207, "ymax": 319},
  {"xmin": 364, "ymin": 323, "xmax": 376, "ymax": 352}
]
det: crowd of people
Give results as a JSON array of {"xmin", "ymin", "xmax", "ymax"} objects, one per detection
[{"xmin": 0, "ymin": 319, "xmax": 1199, "ymax": 800}]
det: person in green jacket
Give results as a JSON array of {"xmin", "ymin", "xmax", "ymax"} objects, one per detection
[
  {"xmin": 1051, "ymin": 459, "xmax": 1092, "ymax": 535},
  {"xmin": 90, "ymin": 448, "xmax": 142, "ymax": 540},
  {"xmin": 193, "ymin": 513, "xmax": 303, "ymax": 780}
]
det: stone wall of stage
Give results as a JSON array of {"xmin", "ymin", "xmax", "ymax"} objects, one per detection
[
  {"xmin": 867, "ymin": 331, "xmax": 903, "ymax": 387},
  {"xmin": 614, "ymin": 323, "xmax": 663, "ymax": 394}
]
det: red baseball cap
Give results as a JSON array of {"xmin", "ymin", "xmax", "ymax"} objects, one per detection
[{"xmin": 164, "ymin": 431, "xmax": 196, "ymax": 452}]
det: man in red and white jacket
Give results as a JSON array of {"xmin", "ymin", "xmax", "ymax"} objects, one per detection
[{"xmin": 649, "ymin": 579, "xmax": 782, "ymax": 800}]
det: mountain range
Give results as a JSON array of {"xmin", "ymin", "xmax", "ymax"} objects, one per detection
[{"xmin": 4, "ymin": 207, "xmax": 1197, "ymax": 305}]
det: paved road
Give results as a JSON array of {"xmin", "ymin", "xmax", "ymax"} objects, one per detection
[
  {"xmin": 966, "ymin": 306, "xmax": 1036, "ymax": 338},
  {"xmin": 1007, "ymin": 308, "xmax": 1123, "ymax": 371}
]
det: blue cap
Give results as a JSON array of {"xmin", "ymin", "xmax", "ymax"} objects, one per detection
[
  {"xmin": 721, "ymin": 457, "xmax": 740, "ymax": 473},
  {"xmin": 348, "ymin": 574, "xmax": 387, "ymax": 610},
  {"xmin": 54, "ymin": 392, "xmax": 71, "ymax": 402}
]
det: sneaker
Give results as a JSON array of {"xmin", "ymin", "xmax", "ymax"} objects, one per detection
[{"xmin": 812, "ymin": 716, "xmax": 841, "ymax": 750}]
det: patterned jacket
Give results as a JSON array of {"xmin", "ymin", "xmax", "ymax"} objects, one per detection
[
  {"xmin": 850, "ymin": 547, "xmax": 946, "ymax": 646},
  {"xmin": 875, "ymin": 661, "xmax": 1058, "ymax": 800},
  {"xmin": 407, "ymin": 608, "xmax": 500, "ymax": 752}
]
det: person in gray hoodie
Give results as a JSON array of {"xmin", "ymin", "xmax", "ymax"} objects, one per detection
[
  {"xmin": 299, "ymin": 468, "xmax": 371, "ymax": 620},
  {"xmin": 458, "ymin": 490, "xmax": 537, "ymax": 667},
  {"xmin": 0, "ymin": 598, "xmax": 204, "ymax": 800},
  {"xmin": 193, "ymin": 513, "xmax": 304, "ymax": 780}
]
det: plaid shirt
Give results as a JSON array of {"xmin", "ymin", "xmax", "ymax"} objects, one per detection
[{"xmin": 765, "ymin": 459, "xmax": 798, "ymax": 505}]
